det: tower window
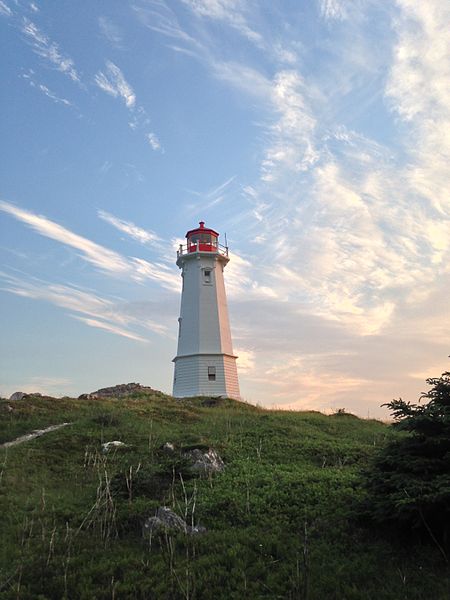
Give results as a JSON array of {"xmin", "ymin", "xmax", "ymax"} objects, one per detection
[
  {"xmin": 208, "ymin": 366, "xmax": 216, "ymax": 381},
  {"xmin": 203, "ymin": 269, "xmax": 211, "ymax": 284}
]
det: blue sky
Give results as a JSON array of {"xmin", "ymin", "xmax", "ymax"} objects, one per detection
[{"xmin": 1, "ymin": 0, "xmax": 449, "ymax": 417}]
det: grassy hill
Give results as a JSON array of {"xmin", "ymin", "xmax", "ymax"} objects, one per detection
[{"xmin": 1, "ymin": 390, "xmax": 449, "ymax": 599}]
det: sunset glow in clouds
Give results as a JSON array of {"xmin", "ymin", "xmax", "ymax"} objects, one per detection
[{"xmin": 1, "ymin": 1, "xmax": 449, "ymax": 416}]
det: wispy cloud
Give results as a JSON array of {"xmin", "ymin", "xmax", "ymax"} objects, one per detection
[
  {"xmin": 0, "ymin": 200, "xmax": 131, "ymax": 275},
  {"xmin": 146, "ymin": 132, "xmax": 162, "ymax": 151},
  {"xmin": 265, "ymin": 353, "xmax": 369, "ymax": 404},
  {"xmin": 159, "ymin": 0, "xmax": 450, "ymax": 412},
  {"xmin": 262, "ymin": 70, "xmax": 319, "ymax": 181},
  {"xmin": 71, "ymin": 316, "xmax": 148, "ymax": 342},
  {"xmin": 21, "ymin": 18, "xmax": 80, "ymax": 82},
  {"xmin": 94, "ymin": 61, "xmax": 162, "ymax": 150},
  {"xmin": 184, "ymin": 175, "xmax": 237, "ymax": 215},
  {"xmin": 210, "ymin": 62, "xmax": 319, "ymax": 181},
  {"xmin": 140, "ymin": 0, "xmax": 300, "ymax": 75},
  {"xmin": 36, "ymin": 83, "xmax": 72, "ymax": 105},
  {"xmin": 318, "ymin": 0, "xmax": 346, "ymax": 21},
  {"xmin": 234, "ymin": 347, "xmax": 255, "ymax": 373},
  {"xmin": 4, "ymin": 0, "xmax": 450, "ymax": 415},
  {"xmin": 94, "ymin": 60, "xmax": 135, "ymax": 108},
  {"xmin": 98, "ymin": 16, "xmax": 122, "ymax": 45},
  {"xmin": 0, "ymin": 1, "xmax": 12, "ymax": 16},
  {"xmin": 98, "ymin": 209, "xmax": 162, "ymax": 247},
  {"xmin": 385, "ymin": 0, "xmax": 450, "ymax": 216},
  {"xmin": 21, "ymin": 70, "xmax": 73, "ymax": 106},
  {"xmin": 202, "ymin": 5, "xmax": 449, "ymax": 343},
  {"xmin": 133, "ymin": 0, "xmax": 199, "ymax": 46},
  {"xmin": 130, "ymin": 258, "xmax": 180, "ymax": 290},
  {"xmin": 1, "ymin": 274, "xmax": 116, "ymax": 317},
  {"xmin": 212, "ymin": 60, "xmax": 271, "ymax": 99},
  {"xmin": 181, "ymin": 0, "xmax": 263, "ymax": 46},
  {"xmin": 207, "ymin": 175, "xmax": 236, "ymax": 198},
  {"xmin": 0, "ymin": 200, "xmax": 180, "ymax": 290},
  {"xmin": 99, "ymin": 160, "xmax": 112, "ymax": 174},
  {"xmin": 0, "ymin": 271, "xmax": 170, "ymax": 343},
  {"xmin": 224, "ymin": 251, "xmax": 280, "ymax": 301}
]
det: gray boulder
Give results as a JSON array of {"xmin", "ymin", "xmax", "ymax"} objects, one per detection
[
  {"xmin": 143, "ymin": 507, "xmax": 187, "ymax": 535},
  {"xmin": 185, "ymin": 448, "xmax": 225, "ymax": 475},
  {"xmin": 79, "ymin": 383, "xmax": 153, "ymax": 400},
  {"xmin": 9, "ymin": 392, "xmax": 43, "ymax": 401},
  {"xmin": 9, "ymin": 392, "xmax": 28, "ymax": 401},
  {"xmin": 190, "ymin": 524, "xmax": 207, "ymax": 534},
  {"xmin": 161, "ymin": 442, "xmax": 176, "ymax": 454},
  {"xmin": 101, "ymin": 440, "xmax": 129, "ymax": 453},
  {"xmin": 143, "ymin": 507, "xmax": 206, "ymax": 537}
]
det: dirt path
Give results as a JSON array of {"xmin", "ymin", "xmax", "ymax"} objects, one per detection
[{"xmin": 1, "ymin": 423, "xmax": 72, "ymax": 449}]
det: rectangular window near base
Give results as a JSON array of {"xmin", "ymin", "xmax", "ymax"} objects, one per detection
[{"xmin": 208, "ymin": 366, "xmax": 216, "ymax": 381}]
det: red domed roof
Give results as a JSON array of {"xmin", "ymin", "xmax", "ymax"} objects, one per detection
[{"xmin": 186, "ymin": 221, "xmax": 219, "ymax": 239}]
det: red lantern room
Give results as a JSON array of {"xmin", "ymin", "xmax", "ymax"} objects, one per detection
[
  {"xmin": 177, "ymin": 221, "xmax": 229, "ymax": 262},
  {"xmin": 186, "ymin": 221, "xmax": 219, "ymax": 253}
]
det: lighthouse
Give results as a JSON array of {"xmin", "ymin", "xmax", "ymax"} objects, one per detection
[{"xmin": 172, "ymin": 221, "xmax": 240, "ymax": 400}]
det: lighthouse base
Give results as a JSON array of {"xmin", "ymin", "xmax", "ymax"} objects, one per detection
[{"xmin": 172, "ymin": 353, "xmax": 240, "ymax": 400}]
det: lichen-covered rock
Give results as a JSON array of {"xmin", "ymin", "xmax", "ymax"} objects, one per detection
[
  {"xmin": 79, "ymin": 383, "xmax": 153, "ymax": 400},
  {"xmin": 101, "ymin": 440, "xmax": 128, "ymax": 453},
  {"xmin": 9, "ymin": 392, "xmax": 28, "ymax": 401},
  {"xmin": 185, "ymin": 448, "xmax": 225, "ymax": 475},
  {"xmin": 143, "ymin": 507, "xmax": 187, "ymax": 535},
  {"xmin": 9, "ymin": 392, "xmax": 43, "ymax": 401},
  {"xmin": 142, "ymin": 507, "xmax": 206, "ymax": 537}
]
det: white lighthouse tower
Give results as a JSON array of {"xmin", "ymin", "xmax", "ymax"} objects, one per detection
[{"xmin": 172, "ymin": 221, "xmax": 240, "ymax": 399}]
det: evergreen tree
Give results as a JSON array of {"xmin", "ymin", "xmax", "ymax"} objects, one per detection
[{"xmin": 364, "ymin": 370, "xmax": 450, "ymax": 554}]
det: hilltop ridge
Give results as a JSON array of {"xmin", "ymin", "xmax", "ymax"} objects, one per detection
[{"xmin": 1, "ymin": 387, "xmax": 449, "ymax": 599}]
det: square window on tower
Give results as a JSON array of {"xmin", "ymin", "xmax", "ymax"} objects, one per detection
[
  {"xmin": 203, "ymin": 269, "xmax": 211, "ymax": 284},
  {"xmin": 208, "ymin": 366, "xmax": 216, "ymax": 381}
]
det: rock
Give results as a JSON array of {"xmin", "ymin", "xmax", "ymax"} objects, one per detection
[
  {"xmin": 79, "ymin": 383, "xmax": 154, "ymax": 400},
  {"xmin": 185, "ymin": 448, "xmax": 225, "ymax": 475},
  {"xmin": 9, "ymin": 392, "xmax": 28, "ymax": 401},
  {"xmin": 190, "ymin": 524, "xmax": 207, "ymax": 535},
  {"xmin": 1, "ymin": 423, "xmax": 72, "ymax": 449},
  {"xmin": 142, "ymin": 507, "xmax": 206, "ymax": 537},
  {"xmin": 9, "ymin": 392, "xmax": 43, "ymax": 401},
  {"xmin": 143, "ymin": 507, "xmax": 187, "ymax": 534},
  {"xmin": 161, "ymin": 442, "xmax": 176, "ymax": 454},
  {"xmin": 102, "ymin": 440, "xmax": 128, "ymax": 453}
]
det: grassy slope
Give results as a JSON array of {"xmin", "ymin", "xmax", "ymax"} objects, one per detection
[{"xmin": 0, "ymin": 392, "xmax": 449, "ymax": 600}]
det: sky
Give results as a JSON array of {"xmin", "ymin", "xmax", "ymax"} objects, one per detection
[{"xmin": 0, "ymin": 0, "xmax": 449, "ymax": 417}]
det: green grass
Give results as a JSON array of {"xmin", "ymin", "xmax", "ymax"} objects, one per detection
[{"xmin": 0, "ymin": 392, "xmax": 449, "ymax": 599}]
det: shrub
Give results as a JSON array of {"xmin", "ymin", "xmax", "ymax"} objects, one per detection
[{"xmin": 363, "ymin": 370, "xmax": 450, "ymax": 554}]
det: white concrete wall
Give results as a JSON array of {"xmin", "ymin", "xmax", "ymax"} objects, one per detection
[
  {"xmin": 223, "ymin": 354, "xmax": 240, "ymax": 399},
  {"xmin": 173, "ymin": 250, "xmax": 240, "ymax": 399},
  {"xmin": 173, "ymin": 353, "xmax": 240, "ymax": 399}
]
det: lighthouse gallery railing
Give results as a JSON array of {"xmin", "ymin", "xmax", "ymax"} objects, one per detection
[{"xmin": 177, "ymin": 242, "xmax": 229, "ymax": 257}]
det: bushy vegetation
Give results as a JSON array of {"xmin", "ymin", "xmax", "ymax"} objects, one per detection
[
  {"xmin": 1, "ymin": 390, "xmax": 449, "ymax": 599},
  {"xmin": 362, "ymin": 371, "xmax": 450, "ymax": 556}
]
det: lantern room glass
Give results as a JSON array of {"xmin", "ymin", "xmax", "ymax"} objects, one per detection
[{"xmin": 188, "ymin": 232, "xmax": 218, "ymax": 252}]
